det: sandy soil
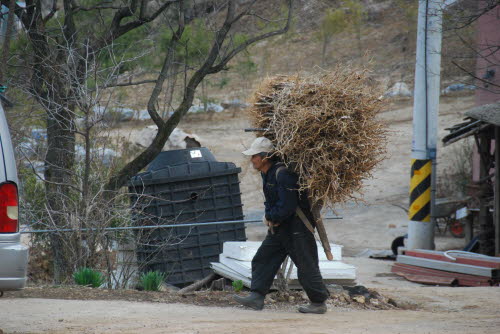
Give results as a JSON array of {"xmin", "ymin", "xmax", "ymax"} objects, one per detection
[
  {"xmin": 3, "ymin": 95, "xmax": 500, "ymax": 334},
  {"xmin": 0, "ymin": 294, "xmax": 499, "ymax": 334}
]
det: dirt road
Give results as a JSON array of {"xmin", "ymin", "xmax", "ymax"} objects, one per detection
[{"xmin": 2, "ymin": 282, "xmax": 499, "ymax": 334}]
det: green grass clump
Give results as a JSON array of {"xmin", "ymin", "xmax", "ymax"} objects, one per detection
[
  {"xmin": 140, "ymin": 271, "xmax": 166, "ymax": 291},
  {"xmin": 73, "ymin": 267, "xmax": 105, "ymax": 288},
  {"xmin": 232, "ymin": 280, "xmax": 244, "ymax": 292}
]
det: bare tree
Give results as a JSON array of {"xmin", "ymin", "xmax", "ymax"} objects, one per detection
[
  {"xmin": 443, "ymin": 0, "xmax": 500, "ymax": 93},
  {"xmin": 104, "ymin": 1, "xmax": 293, "ymax": 191},
  {"xmin": 3, "ymin": 0, "xmax": 293, "ymax": 282}
]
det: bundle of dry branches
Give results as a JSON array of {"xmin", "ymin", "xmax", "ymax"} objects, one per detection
[{"xmin": 247, "ymin": 67, "xmax": 387, "ymax": 206}]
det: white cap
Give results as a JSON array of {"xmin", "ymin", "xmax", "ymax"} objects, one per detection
[{"xmin": 242, "ymin": 137, "xmax": 274, "ymax": 156}]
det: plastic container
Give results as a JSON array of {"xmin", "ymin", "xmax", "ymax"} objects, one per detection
[{"xmin": 129, "ymin": 148, "xmax": 246, "ymax": 286}]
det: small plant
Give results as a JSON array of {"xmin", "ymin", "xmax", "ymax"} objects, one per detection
[
  {"xmin": 232, "ymin": 280, "xmax": 244, "ymax": 292},
  {"xmin": 73, "ymin": 267, "xmax": 105, "ymax": 288},
  {"xmin": 140, "ymin": 271, "xmax": 166, "ymax": 291}
]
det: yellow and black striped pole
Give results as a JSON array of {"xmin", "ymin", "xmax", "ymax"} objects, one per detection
[{"xmin": 408, "ymin": 159, "xmax": 432, "ymax": 222}]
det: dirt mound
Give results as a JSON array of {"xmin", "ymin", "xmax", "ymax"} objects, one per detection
[{"xmin": 4, "ymin": 284, "xmax": 398, "ymax": 311}]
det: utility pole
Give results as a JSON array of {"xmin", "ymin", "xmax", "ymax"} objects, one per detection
[{"xmin": 407, "ymin": 0, "xmax": 450, "ymax": 250}]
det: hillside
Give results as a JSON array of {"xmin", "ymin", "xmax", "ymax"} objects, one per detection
[{"xmin": 112, "ymin": 0, "xmax": 476, "ymax": 110}]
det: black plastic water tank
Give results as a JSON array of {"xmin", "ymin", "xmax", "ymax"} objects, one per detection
[{"xmin": 129, "ymin": 147, "xmax": 246, "ymax": 286}]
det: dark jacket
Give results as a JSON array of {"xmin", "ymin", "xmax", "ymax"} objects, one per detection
[{"xmin": 262, "ymin": 162, "xmax": 314, "ymax": 225}]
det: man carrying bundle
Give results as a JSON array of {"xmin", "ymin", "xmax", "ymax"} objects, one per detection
[{"xmin": 233, "ymin": 137, "xmax": 330, "ymax": 314}]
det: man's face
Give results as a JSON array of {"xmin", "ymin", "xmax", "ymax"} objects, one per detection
[{"xmin": 250, "ymin": 154, "xmax": 265, "ymax": 171}]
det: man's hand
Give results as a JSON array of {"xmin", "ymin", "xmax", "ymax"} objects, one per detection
[
  {"xmin": 263, "ymin": 215, "xmax": 280, "ymax": 234},
  {"xmin": 263, "ymin": 216, "xmax": 280, "ymax": 227},
  {"xmin": 263, "ymin": 215, "xmax": 270, "ymax": 227}
]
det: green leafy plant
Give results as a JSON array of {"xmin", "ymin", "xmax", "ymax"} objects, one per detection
[
  {"xmin": 73, "ymin": 267, "xmax": 105, "ymax": 288},
  {"xmin": 140, "ymin": 271, "xmax": 166, "ymax": 291},
  {"xmin": 316, "ymin": 8, "xmax": 348, "ymax": 65},
  {"xmin": 232, "ymin": 280, "xmax": 244, "ymax": 292}
]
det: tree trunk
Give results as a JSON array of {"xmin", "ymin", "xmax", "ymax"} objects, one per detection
[
  {"xmin": 0, "ymin": 0, "xmax": 16, "ymax": 84},
  {"xmin": 321, "ymin": 36, "xmax": 329, "ymax": 67},
  {"xmin": 44, "ymin": 105, "xmax": 76, "ymax": 283},
  {"xmin": 161, "ymin": 63, "xmax": 180, "ymax": 119}
]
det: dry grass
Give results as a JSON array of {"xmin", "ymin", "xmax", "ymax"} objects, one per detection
[{"xmin": 247, "ymin": 66, "xmax": 388, "ymax": 206}]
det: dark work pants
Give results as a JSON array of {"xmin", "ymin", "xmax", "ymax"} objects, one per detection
[{"xmin": 250, "ymin": 216, "xmax": 330, "ymax": 303}]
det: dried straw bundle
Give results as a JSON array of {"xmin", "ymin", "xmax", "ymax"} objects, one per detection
[{"xmin": 247, "ymin": 68, "xmax": 387, "ymax": 206}]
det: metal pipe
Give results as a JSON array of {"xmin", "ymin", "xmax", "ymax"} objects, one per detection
[{"xmin": 21, "ymin": 216, "xmax": 342, "ymax": 234}]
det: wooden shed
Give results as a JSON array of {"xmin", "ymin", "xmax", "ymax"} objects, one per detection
[{"xmin": 443, "ymin": 102, "xmax": 500, "ymax": 256}]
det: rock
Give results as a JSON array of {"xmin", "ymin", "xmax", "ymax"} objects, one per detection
[
  {"xmin": 301, "ymin": 292, "xmax": 308, "ymax": 300},
  {"xmin": 370, "ymin": 298, "xmax": 380, "ymax": 306},
  {"xmin": 189, "ymin": 103, "xmax": 224, "ymax": 113},
  {"xmin": 341, "ymin": 291, "xmax": 351, "ymax": 302},
  {"xmin": 210, "ymin": 278, "xmax": 226, "ymax": 291},
  {"xmin": 441, "ymin": 83, "xmax": 476, "ymax": 96},
  {"xmin": 266, "ymin": 297, "xmax": 276, "ymax": 304},
  {"xmin": 133, "ymin": 110, "xmax": 151, "ymax": 120},
  {"xmin": 326, "ymin": 284, "xmax": 344, "ymax": 295},
  {"xmin": 131, "ymin": 126, "xmax": 201, "ymax": 151},
  {"xmin": 221, "ymin": 99, "xmax": 248, "ymax": 109},
  {"xmin": 352, "ymin": 295, "xmax": 366, "ymax": 304},
  {"xmin": 345, "ymin": 285, "xmax": 370, "ymax": 297},
  {"xmin": 288, "ymin": 295, "xmax": 295, "ymax": 303},
  {"xmin": 160, "ymin": 282, "xmax": 180, "ymax": 292},
  {"xmin": 112, "ymin": 107, "xmax": 135, "ymax": 122},
  {"xmin": 383, "ymin": 82, "xmax": 412, "ymax": 98},
  {"xmin": 387, "ymin": 298, "xmax": 398, "ymax": 307},
  {"xmin": 75, "ymin": 145, "xmax": 119, "ymax": 166}
]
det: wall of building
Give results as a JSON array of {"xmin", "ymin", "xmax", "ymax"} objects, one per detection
[
  {"xmin": 472, "ymin": 3, "xmax": 500, "ymax": 182},
  {"xmin": 475, "ymin": 4, "xmax": 500, "ymax": 106}
]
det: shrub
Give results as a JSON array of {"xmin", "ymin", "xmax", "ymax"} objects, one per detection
[
  {"xmin": 73, "ymin": 267, "xmax": 105, "ymax": 288},
  {"xmin": 140, "ymin": 271, "xmax": 166, "ymax": 291}
]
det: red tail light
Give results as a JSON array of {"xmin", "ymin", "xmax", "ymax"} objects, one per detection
[{"xmin": 0, "ymin": 183, "xmax": 19, "ymax": 233}]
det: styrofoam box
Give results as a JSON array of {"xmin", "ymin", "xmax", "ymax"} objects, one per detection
[
  {"xmin": 218, "ymin": 254, "xmax": 356, "ymax": 280},
  {"xmin": 222, "ymin": 241, "xmax": 343, "ymax": 262}
]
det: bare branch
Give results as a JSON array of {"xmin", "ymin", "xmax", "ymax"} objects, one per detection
[
  {"xmin": 103, "ymin": 79, "xmax": 158, "ymax": 88},
  {"xmin": 451, "ymin": 61, "xmax": 500, "ymax": 89},
  {"xmin": 447, "ymin": 0, "xmax": 500, "ymax": 31},
  {"xmin": 103, "ymin": 0, "xmax": 178, "ymax": 46},
  {"xmin": 42, "ymin": 0, "xmax": 58, "ymax": 24},
  {"xmin": 146, "ymin": 1, "xmax": 186, "ymax": 128},
  {"xmin": 208, "ymin": 0, "xmax": 293, "ymax": 74}
]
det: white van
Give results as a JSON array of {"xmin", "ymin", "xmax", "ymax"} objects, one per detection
[{"xmin": 0, "ymin": 103, "xmax": 29, "ymax": 295}]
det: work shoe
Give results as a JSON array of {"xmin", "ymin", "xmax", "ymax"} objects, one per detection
[
  {"xmin": 298, "ymin": 302, "xmax": 327, "ymax": 314},
  {"xmin": 233, "ymin": 292, "xmax": 265, "ymax": 310}
]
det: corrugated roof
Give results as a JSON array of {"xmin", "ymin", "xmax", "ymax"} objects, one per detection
[
  {"xmin": 442, "ymin": 118, "xmax": 490, "ymax": 146},
  {"xmin": 465, "ymin": 102, "xmax": 500, "ymax": 126}
]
